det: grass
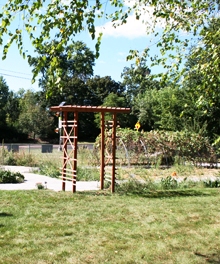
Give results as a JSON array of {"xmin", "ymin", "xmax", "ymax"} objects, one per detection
[
  {"xmin": 0, "ymin": 146, "xmax": 97, "ymax": 167},
  {"xmin": 0, "ymin": 189, "xmax": 220, "ymax": 263}
]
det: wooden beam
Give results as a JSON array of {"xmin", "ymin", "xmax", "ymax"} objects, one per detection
[
  {"xmin": 100, "ymin": 112, "xmax": 105, "ymax": 190},
  {"xmin": 50, "ymin": 105, "xmax": 130, "ymax": 114},
  {"xmin": 111, "ymin": 113, "xmax": 117, "ymax": 193},
  {"xmin": 72, "ymin": 112, "xmax": 78, "ymax": 193},
  {"xmin": 62, "ymin": 111, "xmax": 68, "ymax": 191}
]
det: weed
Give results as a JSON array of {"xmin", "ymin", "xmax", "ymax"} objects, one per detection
[
  {"xmin": 160, "ymin": 176, "xmax": 178, "ymax": 189},
  {"xmin": 36, "ymin": 182, "xmax": 46, "ymax": 189},
  {"xmin": 77, "ymin": 166, "xmax": 99, "ymax": 181},
  {"xmin": 203, "ymin": 178, "xmax": 220, "ymax": 188},
  {"xmin": 38, "ymin": 161, "xmax": 60, "ymax": 178}
]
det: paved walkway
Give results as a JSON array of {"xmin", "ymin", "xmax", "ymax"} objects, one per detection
[{"xmin": 0, "ymin": 166, "xmax": 100, "ymax": 192}]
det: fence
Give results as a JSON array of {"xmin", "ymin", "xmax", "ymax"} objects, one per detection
[
  {"xmin": 0, "ymin": 143, "xmax": 94, "ymax": 154},
  {"xmin": 0, "ymin": 142, "xmax": 218, "ymax": 168}
]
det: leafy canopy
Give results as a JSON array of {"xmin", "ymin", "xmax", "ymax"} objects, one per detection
[{"xmin": 0, "ymin": 0, "xmax": 219, "ymax": 85}]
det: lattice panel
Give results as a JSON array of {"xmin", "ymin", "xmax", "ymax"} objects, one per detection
[{"xmin": 60, "ymin": 120, "xmax": 78, "ymax": 192}]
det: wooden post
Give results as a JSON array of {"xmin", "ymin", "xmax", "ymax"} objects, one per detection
[
  {"xmin": 73, "ymin": 112, "xmax": 78, "ymax": 193},
  {"xmin": 62, "ymin": 111, "xmax": 68, "ymax": 191},
  {"xmin": 100, "ymin": 112, "xmax": 105, "ymax": 189},
  {"xmin": 111, "ymin": 112, "xmax": 117, "ymax": 193}
]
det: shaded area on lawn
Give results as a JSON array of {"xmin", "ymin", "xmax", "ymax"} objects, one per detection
[
  {"xmin": 0, "ymin": 212, "xmax": 13, "ymax": 217},
  {"xmin": 195, "ymin": 252, "xmax": 220, "ymax": 264},
  {"xmin": 80, "ymin": 188, "xmax": 219, "ymax": 198}
]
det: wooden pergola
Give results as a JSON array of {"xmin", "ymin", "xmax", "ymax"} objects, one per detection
[{"xmin": 50, "ymin": 105, "xmax": 130, "ymax": 193}]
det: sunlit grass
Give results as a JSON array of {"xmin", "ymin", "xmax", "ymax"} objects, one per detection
[{"xmin": 0, "ymin": 189, "xmax": 220, "ymax": 263}]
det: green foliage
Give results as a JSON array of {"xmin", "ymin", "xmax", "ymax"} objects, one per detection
[
  {"xmin": 0, "ymin": 76, "xmax": 13, "ymax": 141},
  {"xmin": 1, "ymin": 1, "xmax": 219, "ymax": 141},
  {"xmin": 94, "ymin": 92, "xmax": 129, "ymax": 128},
  {"xmin": 160, "ymin": 176, "xmax": 178, "ymax": 190},
  {"xmin": 18, "ymin": 90, "xmax": 53, "ymax": 139},
  {"xmin": 203, "ymin": 178, "xmax": 220, "ymax": 188},
  {"xmin": 116, "ymin": 176, "xmax": 220, "ymax": 195},
  {"xmin": 179, "ymin": 17, "xmax": 220, "ymax": 138},
  {"xmin": 38, "ymin": 161, "xmax": 60, "ymax": 178},
  {"xmin": 87, "ymin": 75, "xmax": 126, "ymax": 106},
  {"xmin": 29, "ymin": 41, "xmax": 96, "ymax": 98},
  {"xmin": 183, "ymin": 17, "xmax": 220, "ymax": 106},
  {"xmin": 212, "ymin": 136, "xmax": 220, "ymax": 156},
  {"xmin": 95, "ymin": 128, "xmax": 216, "ymax": 166},
  {"xmin": 3, "ymin": 151, "xmax": 37, "ymax": 167},
  {"xmin": 1, "ymin": 0, "xmax": 218, "ymax": 89},
  {"xmin": 132, "ymin": 85, "xmax": 205, "ymax": 132},
  {"xmin": 121, "ymin": 59, "xmax": 160, "ymax": 105},
  {"xmin": 77, "ymin": 167, "xmax": 99, "ymax": 181},
  {"xmin": 0, "ymin": 0, "xmax": 102, "ymax": 86},
  {"xmin": 0, "ymin": 169, "xmax": 24, "ymax": 183},
  {"xmin": 36, "ymin": 182, "xmax": 46, "ymax": 190}
]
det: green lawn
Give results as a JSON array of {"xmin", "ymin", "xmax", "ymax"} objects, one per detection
[{"xmin": 1, "ymin": 189, "xmax": 220, "ymax": 263}]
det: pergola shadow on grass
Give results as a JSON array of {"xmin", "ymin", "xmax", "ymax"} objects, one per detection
[
  {"xmin": 50, "ymin": 105, "xmax": 130, "ymax": 193},
  {"xmin": 79, "ymin": 188, "xmax": 217, "ymax": 198}
]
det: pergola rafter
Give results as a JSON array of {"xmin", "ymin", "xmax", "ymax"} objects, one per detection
[{"xmin": 50, "ymin": 105, "xmax": 130, "ymax": 193}]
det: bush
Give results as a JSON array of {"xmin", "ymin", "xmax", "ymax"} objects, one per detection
[{"xmin": 0, "ymin": 169, "xmax": 25, "ymax": 183}]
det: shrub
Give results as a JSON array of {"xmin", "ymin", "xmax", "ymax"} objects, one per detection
[{"xmin": 0, "ymin": 169, "xmax": 25, "ymax": 183}]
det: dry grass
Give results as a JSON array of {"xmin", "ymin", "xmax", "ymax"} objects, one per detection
[{"xmin": 116, "ymin": 165, "xmax": 220, "ymax": 182}]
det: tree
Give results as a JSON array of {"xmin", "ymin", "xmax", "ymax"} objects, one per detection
[
  {"xmin": 179, "ymin": 18, "xmax": 220, "ymax": 139},
  {"xmin": 132, "ymin": 86, "xmax": 192, "ymax": 131},
  {"xmin": 86, "ymin": 75, "xmax": 126, "ymax": 106},
  {"xmin": 94, "ymin": 92, "xmax": 129, "ymax": 128},
  {"xmin": 5, "ymin": 90, "xmax": 22, "ymax": 127},
  {"xmin": 0, "ymin": 76, "xmax": 10, "ymax": 140},
  {"xmin": 182, "ymin": 17, "xmax": 220, "ymax": 106},
  {"xmin": 121, "ymin": 60, "xmax": 160, "ymax": 104},
  {"xmin": 0, "ymin": 76, "xmax": 9, "ymax": 127},
  {"xmin": 28, "ymin": 40, "xmax": 96, "ymax": 98},
  {"xmin": 18, "ymin": 90, "xmax": 53, "ymax": 139},
  {"xmin": 0, "ymin": 0, "xmax": 219, "ymax": 88},
  {"xmin": 0, "ymin": 78, "xmax": 28, "ymax": 142}
]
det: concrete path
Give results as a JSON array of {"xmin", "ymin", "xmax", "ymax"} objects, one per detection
[{"xmin": 0, "ymin": 166, "xmax": 100, "ymax": 192}]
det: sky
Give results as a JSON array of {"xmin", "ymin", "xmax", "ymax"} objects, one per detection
[{"xmin": 0, "ymin": 1, "xmax": 165, "ymax": 92}]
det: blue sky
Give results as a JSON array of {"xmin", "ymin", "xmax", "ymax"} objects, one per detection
[{"xmin": 0, "ymin": 1, "xmax": 165, "ymax": 92}]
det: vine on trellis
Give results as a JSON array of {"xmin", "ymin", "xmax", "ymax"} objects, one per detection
[{"xmin": 94, "ymin": 128, "xmax": 216, "ymax": 167}]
